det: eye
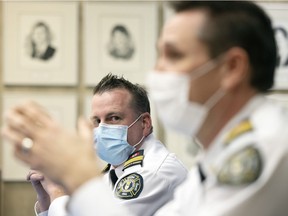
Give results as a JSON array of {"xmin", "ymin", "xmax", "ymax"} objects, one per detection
[
  {"xmin": 110, "ymin": 116, "xmax": 121, "ymax": 122},
  {"xmin": 91, "ymin": 118, "xmax": 101, "ymax": 127},
  {"xmin": 166, "ymin": 49, "xmax": 183, "ymax": 60}
]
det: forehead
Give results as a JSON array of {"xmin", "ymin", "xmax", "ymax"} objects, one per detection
[
  {"xmin": 34, "ymin": 26, "xmax": 46, "ymax": 32},
  {"xmin": 91, "ymin": 88, "xmax": 133, "ymax": 114},
  {"xmin": 159, "ymin": 10, "xmax": 207, "ymax": 48}
]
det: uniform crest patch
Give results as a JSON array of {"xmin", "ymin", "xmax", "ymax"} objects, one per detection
[
  {"xmin": 218, "ymin": 146, "xmax": 262, "ymax": 185},
  {"xmin": 115, "ymin": 173, "xmax": 143, "ymax": 199}
]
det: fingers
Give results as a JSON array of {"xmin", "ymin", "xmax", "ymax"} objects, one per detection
[
  {"xmin": 1, "ymin": 126, "xmax": 26, "ymax": 146},
  {"xmin": 2, "ymin": 125, "xmax": 36, "ymax": 165},
  {"xmin": 2, "ymin": 100, "xmax": 56, "ymax": 164},
  {"xmin": 3, "ymin": 101, "xmax": 52, "ymax": 140},
  {"xmin": 78, "ymin": 117, "xmax": 93, "ymax": 144},
  {"xmin": 15, "ymin": 100, "xmax": 52, "ymax": 126},
  {"xmin": 13, "ymin": 147, "xmax": 33, "ymax": 167},
  {"xmin": 3, "ymin": 109, "xmax": 33, "ymax": 138},
  {"xmin": 27, "ymin": 170, "xmax": 44, "ymax": 181}
]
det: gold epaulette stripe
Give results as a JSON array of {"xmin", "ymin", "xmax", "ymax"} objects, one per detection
[
  {"xmin": 101, "ymin": 164, "xmax": 111, "ymax": 174},
  {"xmin": 124, "ymin": 155, "xmax": 144, "ymax": 167},
  {"xmin": 224, "ymin": 120, "xmax": 253, "ymax": 145}
]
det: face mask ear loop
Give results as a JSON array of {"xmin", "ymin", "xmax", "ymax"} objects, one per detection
[
  {"xmin": 191, "ymin": 55, "xmax": 226, "ymax": 110},
  {"xmin": 204, "ymin": 88, "xmax": 226, "ymax": 110},
  {"xmin": 189, "ymin": 60, "xmax": 218, "ymax": 80},
  {"xmin": 128, "ymin": 114, "xmax": 143, "ymax": 128},
  {"xmin": 189, "ymin": 53, "xmax": 226, "ymax": 80},
  {"xmin": 128, "ymin": 114, "xmax": 146, "ymax": 151},
  {"xmin": 133, "ymin": 135, "xmax": 145, "ymax": 149}
]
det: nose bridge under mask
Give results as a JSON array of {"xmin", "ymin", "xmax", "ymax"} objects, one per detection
[{"xmin": 94, "ymin": 114, "xmax": 145, "ymax": 165}]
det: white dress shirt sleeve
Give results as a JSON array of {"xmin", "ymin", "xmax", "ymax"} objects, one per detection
[
  {"xmin": 38, "ymin": 211, "xmax": 48, "ymax": 216},
  {"xmin": 34, "ymin": 201, "xmax": 48, "ymax": 216},
  {"xmin": 48, "ymin": 195, "xmax": 69, "ymax": 216},
  {"xmin": 68, "ymin": 177, "xmax": 132, "ymax": 216}
]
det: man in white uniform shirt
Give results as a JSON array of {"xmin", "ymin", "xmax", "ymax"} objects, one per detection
[
  {"xmin": 3, "ymin": 1, "xmax": 288, "ymax": 216},
  {"xmin": 26, "ymin": 74, "xmax": 187, "ymax": 216}
]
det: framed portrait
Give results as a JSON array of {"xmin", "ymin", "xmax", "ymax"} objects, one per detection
[
  {"xmin": 83, "ymin": 2, "xmax": 158, "ymax": 86},
  {"xmin": 3, "ymin": 2, "xmax": 78, "ymax": 86},
  {"xmin": 163, "ymin": 1, "xmax": 175, "ymax": 22},
  {"xmin": 2, "ymin": 92, "xmax": 77, "ymax": 181},
  {"xmin": 259, "ymin": 3, "xmax": 288, "ymax": 89},
  {"xmin": 84, "ymin": 92, "xmax": 93, "ymax": 120}
]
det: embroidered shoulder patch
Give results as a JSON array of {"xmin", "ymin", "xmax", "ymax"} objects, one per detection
[
  {"xmin": 123, "ymin": 150, "xmax": 144, "ymax": 171},
  {"xmin": 224, "ymin": 119, "xmax": 253, "ymax": 146},
  {"xmin": 115, "ymin": 173, "xmax": 143, "ymax": 200},
  {"xmin": 218, "ymin": 146, "xmax": 262, "ymax": 185}
]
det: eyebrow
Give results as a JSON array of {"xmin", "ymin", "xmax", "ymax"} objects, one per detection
[
  {"xmin": 90, "ymin": 112, "xmax": 124, "ymax": 120},
  {"xmin": 165, "ymin": 41, "xmax": 181, "ymax": 49},
  {"xmin": 157, "ymin": 39, "xmax": 180, "ymax": 51}
]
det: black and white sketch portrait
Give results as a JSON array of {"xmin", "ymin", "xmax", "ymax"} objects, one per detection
[
  {"xmin": 4, "ymin": 2, "xmax": 78, "ymax": 85},
  {"xmin": 84, "ymin": 2, "xmax": 158, "ymax": 85},
  {"xmin": 100, "ymin": 19, "xmax": 140, "ymax": 69},
  {"xmin": 19, "ymin": 15, "xmax": 62, "ymax": 70},
  {"xmin": 274, "ymin": 26, "xmax": 288, "ymax": 68},
  {"xmin": 26, "ymin": 21, "xmax": 56, "ymax": 61},
  {"xmin": 107, "ymin": 24, "xmax": 135, "ymax": 60}
]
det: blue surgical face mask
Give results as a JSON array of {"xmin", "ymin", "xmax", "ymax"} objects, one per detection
[{"xmin": 93, "ymin": 114, "xmax": 144, "ymax": 166}]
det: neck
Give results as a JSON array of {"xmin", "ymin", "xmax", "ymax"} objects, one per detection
[
  {"xmin": 196, "ymin": 87, "xmax": 257, "ymax": 149},
  {"xmin": 35, "ymin": 42, "xmax": 48, "ymax": 53}
]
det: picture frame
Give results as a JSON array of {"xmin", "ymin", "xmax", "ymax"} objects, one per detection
[
  {"xmin": 3, "ymin": 2, "xmax": 79, "ymax": 86},
  {"xmin": 259, "ymin": 3, "xmax": 288, "ymax": 90},
  {"xmin": 163, "ymin": 1, "xmax": 175, "ymax": 23},
  {"xmin": 84, "ymin": 91, "xmax": 93, "ymax": 120},
  {"xmin": 2, "ymin": 92, "xmax": 77, "ymax": 181},
  {"xmin": 83, "ymin": 2, "xmax": 158, "ymax": 86}
]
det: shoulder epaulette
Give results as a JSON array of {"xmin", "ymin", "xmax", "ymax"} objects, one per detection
[
  {"xmin": 123, "ymin": 149, "xmax": 144, "ymax": 171},
  {"xmin": 101, "ymin": 164, "xmax": 111, "ymax": 174},
  {"xmin": 224, "ymin": 119, "xmax": 253, "ymax": 146}
]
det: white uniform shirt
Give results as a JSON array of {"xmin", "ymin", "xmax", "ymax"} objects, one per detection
[
  {"xmin": 155, "ymin": 95, "xmax": 288, "ymax": 216},
  {"xmin": 38, "ymin": 134, "xmax": 188, "ymax": 216},
  {"xmin": 106, "ymin": 134, "xmax": 188, "ymax": 215},
  {"xmin": 68, "ymin": 95, "xmax": 288, "ymax": 216}
]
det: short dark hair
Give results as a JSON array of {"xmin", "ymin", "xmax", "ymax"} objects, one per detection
[
  {"xmin": 32, "ymin": 21, "xmax": 52, "ymax": 44},
  {"xmin": 169, "ymin": 1, "xmax": 277, "ymax": 92},
  {"xmin": 111, "ymin": 25, "xmax": 130, "ymax": 37},
  {"xmin": 93, "ymin": 73, "xmax": 151, "ymax": 116}
]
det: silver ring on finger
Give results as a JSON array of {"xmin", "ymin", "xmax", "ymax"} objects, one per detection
[{"xmin": 21, "ymin": 137, "xmax": 34, "ymax": 154}]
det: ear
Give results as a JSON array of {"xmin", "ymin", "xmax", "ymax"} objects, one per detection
[
  {"xmin": 220, "ymin": 47, "xmax": 250, "ymax": 91},
  {"xmin": 141, "ymin": 112, "xmax": 152, "ymax": 137}
]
